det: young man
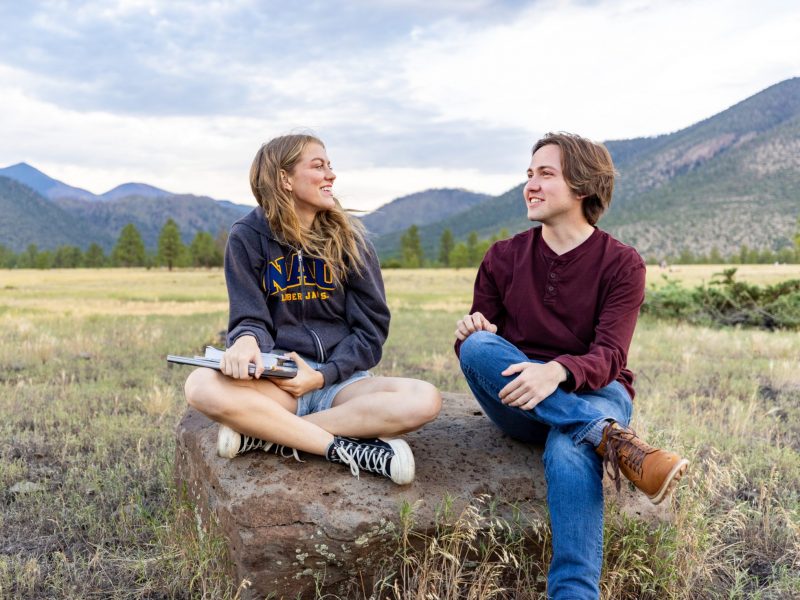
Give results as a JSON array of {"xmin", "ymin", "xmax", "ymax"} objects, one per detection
[{"xmin": 454, "ymin": 132, "xmax": 688, "ymax": 599}]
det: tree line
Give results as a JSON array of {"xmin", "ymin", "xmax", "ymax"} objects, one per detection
[
  {"xmin": 5, "ymin": 218, "xmax": 799, "ymax": 270},
  {"xmin": 383, "ymin": 225, "xmax": 512, "ymax": 269},
  {"xmin": 386, "ymin": 217, "xmax": 800, "ymax": 268},
  {"xmin": 654, "ymin": 243, "xmax": 800, "ymax": 266},
  {"xmin": 0, "ymin": 220, "xmax": 225, "ymax": 269}
]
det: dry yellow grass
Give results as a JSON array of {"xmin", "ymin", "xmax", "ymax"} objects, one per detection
[
  {"xmin": 1, "ymin": 266, "xmax": 799, "ymax": 598},
  {"xmin": 4, "ymin": 264, "xmax": 797, "ymax": 316},
  {"xmin": 645, "ymin": 263, "xmax": 800, "ymax": 287}
]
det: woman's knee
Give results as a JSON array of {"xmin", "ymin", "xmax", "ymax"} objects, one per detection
[
  {"xmin": 403, "ymin": 380, "xmax": 442, "ymax": 428},
  {"xmin": 184, "ymin": 368, "xmax": 226, "ymax": 417}
]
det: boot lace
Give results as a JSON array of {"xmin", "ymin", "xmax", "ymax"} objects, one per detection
[
  {"xmin": 332, "ymin": 439, "xmax": 391, "ymax": 479},
  {"xmin": 603, "ymin": 427, "xmax": 650, "ymax": 492}
]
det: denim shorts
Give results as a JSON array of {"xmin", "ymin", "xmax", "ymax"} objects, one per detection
[{"xmin": 295, "ymin": 357, "xmax": 371, "ymax": 417}]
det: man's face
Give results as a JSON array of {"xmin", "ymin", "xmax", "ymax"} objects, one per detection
[{"xmin": 523, "ymin": 144, "xmax": 582, "ymax": 225}]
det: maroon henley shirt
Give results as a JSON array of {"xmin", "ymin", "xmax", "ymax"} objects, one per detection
[{"xmin": 455, "ymin": 226, "xmax": 646, "ymax": 400}]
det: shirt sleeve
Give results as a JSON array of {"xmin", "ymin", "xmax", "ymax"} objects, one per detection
[
  {"xmin": 554, "ymin": 260, "xmax": 646, "ymax": 392},
  {"xmin": 224, "ymin": 226, "xmax": 277, "ymax": 352},
  {"xmin": 454, "ymin": 245, "xmax": 507, "ymax": 357},
  {"xmin": 315, "ymin": 241, "xmax": 390, "ymax": 386}
]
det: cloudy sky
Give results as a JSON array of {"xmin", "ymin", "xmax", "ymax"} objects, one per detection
[{"xmin": 1, "ymin": 0, "xmax": 798, "ymax": 211}]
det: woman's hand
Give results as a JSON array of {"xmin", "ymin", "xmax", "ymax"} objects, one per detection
[
  {"xmin": 220, "ymin": 335, "xmax": 264, "ymax": 379},
  {"xmin": 498, "ymin": 361, "xmax": 568, "ymax": 411},
  {"xmin": 455, "ymin": 311, "xmax": 498, "ymax": 341},
  {"xmin": 271, "ymin": 352, "xmax": 324, "ymax": 397}
]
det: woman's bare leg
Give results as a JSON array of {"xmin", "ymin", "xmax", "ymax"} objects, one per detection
[
  {"xmin": 184, "ymin": 367, "xmax": 333, "ymax": 455},
  {"xmin": 186, "ymin": 370, "xmax": 441, "ymax": 448},
  {"xmin": 303, "ymin": 377, "xmax": 442, "ymax": 438}
]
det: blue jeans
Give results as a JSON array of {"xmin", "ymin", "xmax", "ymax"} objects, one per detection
[{"xmin": 459, "ymin": 331, "xmax": 632, "ymax": 600}]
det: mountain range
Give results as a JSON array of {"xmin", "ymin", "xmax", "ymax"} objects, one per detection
[
  {"xmin": 372, "ymin": 77, "xmax": 800, "ymax": 260},
  {"xmin": 0, "ymin": 164, "xmax": 493, "ymax": 253},
  {"xmin": 0, "ymin": 163, "xmax": 252, "ymax": 251},
  {"xmin": 1, "ymin": 77, "xmax": 799, "ymax": 259}
]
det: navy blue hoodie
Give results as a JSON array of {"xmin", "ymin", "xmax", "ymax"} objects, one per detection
[{"xmin": 225, "ymin": 207, "xmax": 390, "ymax": 386}]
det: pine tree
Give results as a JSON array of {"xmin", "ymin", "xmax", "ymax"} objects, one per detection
[
  {"xmin": 112, "ymin": 223, "xmax": 146, "ymax": 267},
  {"xmin": 0, "ymin": 244, "xmax": 14, "ymax": 268},
  {"xmin": 190, "ymin": 231, "xmax": 223, "ymax": 267},
  {"xmin": 466, "ymin": 231, "xmax": 479, "ymax": 265},
  {"xmin": 449, "ymin": 242, "xmax": 469, "ymax": 268},
  {"xmin": 400, "ymin": 225, "xmax": 424, "ymax": 268},
  {"xmin": 18, "ymin": 244, "xmax": 40, "ymax": 269},
  {"xmin": 438, "ymin": 228, "xmax": 454, "ymax": 267},
  {"xmin": 52, "ymin": 245, "xmax": 83, "ymax": 268},
  {"xmin": 158, "ymin": 218, "xmax": 184, "ymax": 271},
  {"xmin": 84, "ymin": 243, "xmax": 107, "ymax": 268}
]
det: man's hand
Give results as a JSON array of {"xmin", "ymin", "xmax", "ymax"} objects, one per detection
[
  {"xmin": 271, "ymin": 352, "xmax": 324, "ymax": 398},
  {"xmin": 455, "ymin": 311, "xmax": 498, "ymax": 341},
  {"xmin": 221, "ymin": 335, "xmax": 264, "ymax": 379},
  {"xmin": 499, "ymin": 361, "xmax": 568, "ymax": 411}
]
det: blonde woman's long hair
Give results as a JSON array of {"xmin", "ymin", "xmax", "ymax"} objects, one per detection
[{"xmin": 249, "ymin": 134, "xmax": 368, "ymax": 285}]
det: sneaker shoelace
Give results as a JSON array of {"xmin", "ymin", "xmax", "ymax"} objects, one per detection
[
  {"xmin": 239, "ymin": 435, "xmax": 302, "ymax": 462},
  {"xmin": 332, "ymin": 439, "xmax": 391, "ymax": 479},
  {"xmin": 603, "ymin": 428, "xmax": 650, "ymax": 491}
]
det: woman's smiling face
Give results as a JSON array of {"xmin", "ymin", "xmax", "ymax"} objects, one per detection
[{"xmin": 284, "ymin": 142, "xmax": 336, "ymax": 226}]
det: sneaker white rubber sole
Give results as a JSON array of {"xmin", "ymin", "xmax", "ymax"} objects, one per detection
[
  {"xmin": 217, "ymin": 425, "xmax": 242, "ymax": 459},
  {"xmin": 649, "ymin": 458, "xmax": 690, "ymax": 505},
  {"xmin": 384, "ymin": 438, "xmax": 415, "ymax": 485}
]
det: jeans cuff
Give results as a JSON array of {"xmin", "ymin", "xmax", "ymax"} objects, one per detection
[{"xmin": 574, "ymin": 417, "xmax": 614, "ymax": 447}]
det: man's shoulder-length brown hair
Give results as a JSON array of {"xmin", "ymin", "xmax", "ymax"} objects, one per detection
[{"xmin": 532, "ymin": 132, "xmax": 617, "ymax": 226}]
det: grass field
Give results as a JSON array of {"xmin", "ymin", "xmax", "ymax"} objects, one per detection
[{"xmin": 1, "ymin": 267, "xmax": 799, "ymax": 599}]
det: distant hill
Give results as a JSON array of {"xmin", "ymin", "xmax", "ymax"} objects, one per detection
[
  {"xmin": 375, "ymin": 77, "xmax": 800, "ymax": 261},
  {"xmin": 0, "ymin": 176, "xmax": 113, "ymax": 251},
  {"xmin": 101, "ymin": 183, "xmax": 173, "ymax": 201},
  {"xmin": 53, "ymin": 194, "xmax": 250, "ymax": 250},
  {"xmin": 0, "ymin": 163, "xmax": 174, "ymax": 202},
  {"xmin": 0, "ymin": 174, "xmax": 251, "ymax": 252},
  {"xmin": 0, "ymin": 163, "xmax": 97, "ymax": 201},
  {"xmin": 359, "ymin": 188, "xmax": 491, "ymax": 237},
  {"xmin": 372, "ymin": 183, "xmax": 524, "ymax": 258},
  {"xmin": 601, "ymin": 77, "xmax": 800, "ymax": 258}
]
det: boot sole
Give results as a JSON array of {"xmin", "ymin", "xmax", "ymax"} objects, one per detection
[
  {"xmin": 384, "ymin": 438, "xmax": 415, "ymax": 485},
  {"xmin": 649, "ymin": 458, "xmax": 689, "ymax": 505}
]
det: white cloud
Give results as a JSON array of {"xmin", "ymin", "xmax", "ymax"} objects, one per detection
[
  {"xmin": 398, "ymin": 0, "xmax": 800, "ymax": 139},
  {"xmin": 0, "ymin": 67, "xmax": 260, "ymax": 201},
  {"xmin": 1, "ymin": 0, "xmax": 798, "ymax": 211}
]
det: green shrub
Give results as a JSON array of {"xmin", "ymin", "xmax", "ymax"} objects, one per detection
[{"xmin": 642, "ymin": 268, "xmax": 800, "ymax": 330}]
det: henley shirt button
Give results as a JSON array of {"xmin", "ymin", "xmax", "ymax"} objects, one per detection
[
  {"xmin": 549, "ymin": 273, "xmax": 556, "ymax": 279},
  {"xmin": 547, "ymin": 285, "xmax": 555, "ymax": 292}
]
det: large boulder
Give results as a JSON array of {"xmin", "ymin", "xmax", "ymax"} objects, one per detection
[{"xmin": 175, "ymin": 392, "xmax": 664, "ymax": 599}]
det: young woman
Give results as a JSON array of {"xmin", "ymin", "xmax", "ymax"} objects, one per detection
[{"xmin": 184, "ymin": 134, "xmax": 441, "ymax": 484}]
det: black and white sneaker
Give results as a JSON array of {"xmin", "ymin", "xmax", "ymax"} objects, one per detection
[
  {"xmin": 326, "ymin": 436, "xmax": 415, "ymax": 485},
  {"xmin": 217, "ymin": 425, "xmax": 302, "ymax": 462}
]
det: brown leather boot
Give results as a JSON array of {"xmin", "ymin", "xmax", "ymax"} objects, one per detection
[{"xmin": 596, "ymin": 422, "xmax": 689, "ymax": 505}]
